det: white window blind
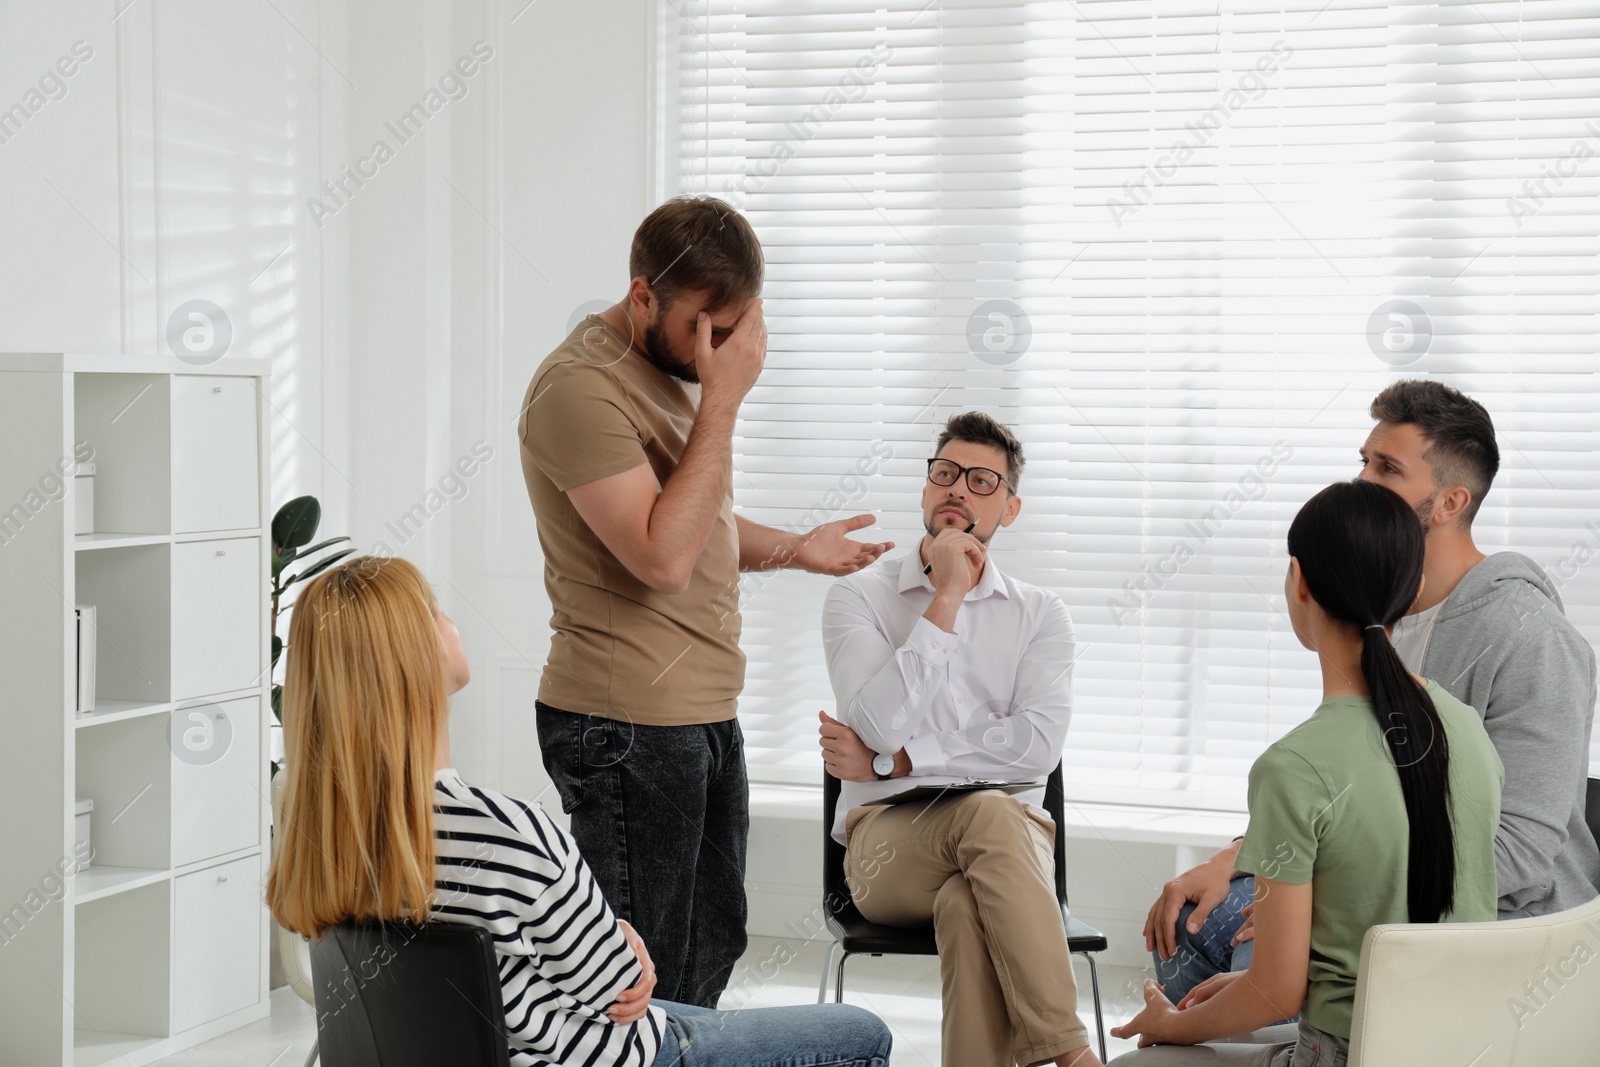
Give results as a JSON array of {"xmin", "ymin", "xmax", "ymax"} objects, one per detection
[{"xmin": 661, "ymin": 0, "xmax": 1600, "ymax": 805}]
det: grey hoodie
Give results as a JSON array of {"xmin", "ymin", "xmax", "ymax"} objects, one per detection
[{"xmin": 1422, "ymin": 551, "xmax": 1600, "ymax": 919}]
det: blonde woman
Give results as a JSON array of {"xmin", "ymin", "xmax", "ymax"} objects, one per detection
[{"xmin": 268, "ymin": 556, "xmax": 890, "ymax": 1067}]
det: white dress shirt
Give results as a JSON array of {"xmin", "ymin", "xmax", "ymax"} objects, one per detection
[{"xmin": 821, "ymin": 549, "xmax": 1076, "ymax": 843}]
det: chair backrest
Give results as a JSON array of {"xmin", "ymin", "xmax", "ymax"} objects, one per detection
[
  {"xmin": 309, "ymin": 920, "xmax": 511, "ymax": 1067},
  {"xmin": 1347, "ymin": 893, "xmax": 1600, "ymax": 1067},
  {"xmin": 1586, "ymin": 776, "xmax": 1600, "ymax": 850},
  {"xmin": 822, "ymin": 762, "xmax": 1068, "ymax": 919},
  {"xmin": 1042, "ymin": 762, "xmax": 1068, "ymax": 903},
  {"xmin": 821, "ymin": 772, "xmax": 854, "ymax": 921}
]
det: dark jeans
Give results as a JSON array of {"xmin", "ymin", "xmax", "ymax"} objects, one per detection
[{"xmin": 536, "ymin": 702, "xmax": 749, "ymax": 1009}]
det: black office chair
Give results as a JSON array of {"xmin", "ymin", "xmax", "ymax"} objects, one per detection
[
  {"xmin": 308, "ymin": 920, "xmax": 511, "ymax": 1067},
  {"xmin": 1586, "ymin": 776, "xmax": 1600, "ymax": 848},
  {"xmin": 819, "ymin": 763, "xmax": 1109, "ymax": 1061}
]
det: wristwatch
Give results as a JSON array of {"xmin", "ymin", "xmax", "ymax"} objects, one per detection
[{"xmin": 872, "ymin": 752, "xmax": 896, "ymax": 780}]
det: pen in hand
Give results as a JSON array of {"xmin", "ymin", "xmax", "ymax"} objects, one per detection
[{"xmin": 924, "ymin": 521, "xmax": 977, "ymax": 575}]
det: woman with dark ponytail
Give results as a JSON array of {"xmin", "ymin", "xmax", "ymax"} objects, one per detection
[{"xmin": 1109, "ymin": 480, "xmax": 1502, "ymax": 1065}]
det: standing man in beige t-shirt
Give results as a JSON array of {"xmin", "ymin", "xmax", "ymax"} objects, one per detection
[{"xmin": 517, "ymin": 196, "xmax": 892, "ymax": 1008}]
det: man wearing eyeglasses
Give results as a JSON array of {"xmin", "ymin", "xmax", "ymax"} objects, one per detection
[{"xmin": 818, "ymin": 411, "xmax": 1101, "ymax": 1067}]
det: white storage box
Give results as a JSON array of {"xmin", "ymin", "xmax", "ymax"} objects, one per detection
[
  {"xmin": 74, "ymin": 605, "xmax": 96, "ymax": 715},
  {"xmin": 73, "ymin": 797, "xmax": 93, "ymax": 872},
  {"xmin": 74, "ymin": 461, "xmax": 95, "ymax": 535}
]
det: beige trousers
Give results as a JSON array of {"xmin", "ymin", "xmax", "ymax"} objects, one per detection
[{"xmin": 844, "ymin": 789, "xmax": 1092, "ymax": 1067}]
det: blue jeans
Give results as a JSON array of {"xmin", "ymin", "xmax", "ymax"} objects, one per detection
[
  {"xmin": 1151, "ymin": 874, "xmax": 1256, "ymax": 1005},
  {"xmin": 537, "ymin": 703, "xmax": 749, "ymax": 1009},
  {"xmin": 650, "ymin": 1000, "xmax": 892, "ymax": 1067}
]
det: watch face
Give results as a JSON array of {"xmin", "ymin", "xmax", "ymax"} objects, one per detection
[{"xmin": 873, "ymin": 753, "xmax": 895, "ymax": 776}]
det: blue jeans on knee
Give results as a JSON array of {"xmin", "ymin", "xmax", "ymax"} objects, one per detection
[
  {"xmin": 1151, "ymin": 874, "xmax": 1255, "ymax": 1005},
  {"xmin": 650, "ymin": 1000, "xmax": 892, "ymax": 1067}
]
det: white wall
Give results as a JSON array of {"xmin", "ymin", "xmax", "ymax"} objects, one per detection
[
  {"xmin": 0, "ymin": 0, "xmax": 333, "ymax": 514},
  {"xmin": 439, "ymin": 0, "xmax": 655, "ymax": 811},
  {"xmin": 0, "ymin": 0, "xmax": 642, "ymax": 795}
]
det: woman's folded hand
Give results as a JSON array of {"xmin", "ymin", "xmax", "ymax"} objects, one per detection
[{"xmin": 607, "ymin": 920, "xmax": 657, "ymax": 1026}]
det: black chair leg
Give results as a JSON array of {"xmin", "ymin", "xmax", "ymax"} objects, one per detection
[
  {"xmin": 1077, "ymin": 951, "xmax": 1107, "ymax": 1062},
  {"xmin": 824, "ymin": 942, "xmax": 1106, "ymax": 1060}
]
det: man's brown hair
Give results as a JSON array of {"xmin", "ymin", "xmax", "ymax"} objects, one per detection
[
  {"xmin": 629, "ymin": 195, "xmax": 764, "ymax": 312},
  {"xmin": 1370, "ymin": 379, "xmax": 1500, "ymax": 526},
  {"xmin": 936, "ymin": 411, "xmax": 1025, "ymax": 490}
]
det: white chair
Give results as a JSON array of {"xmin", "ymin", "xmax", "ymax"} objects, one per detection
[
  {"xmin": 1349, "ymin": 890, "xmax": 1600, "ymax": 1066},
  {"xmin": 271, "ymin": 772, "xmax": 320, "ymax": 1067}
]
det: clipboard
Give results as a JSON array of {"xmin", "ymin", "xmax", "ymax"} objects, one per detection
[{"xmin": 865, "ymin": 780, "xmax": 1042, "ymax": 806}]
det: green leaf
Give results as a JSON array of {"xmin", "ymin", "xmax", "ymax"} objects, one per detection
[
  {"xmin": 294, "ymin": 536, "xmax": 351, "ymax": 559},
  {"xmin": 271, "ymin": 633, "xmax": 283, "ymax": 669},
  {"xmin": 272, "ymin": 496, "xmax": 321, "ymax": 554},
  {"xmin": 272, "ymin": 684, "xmax": 283, "ymax": 723},
  {"xmin": 280, "ymin": 547, "xmax": 358, "ymax": 590},
  {"xmin": 277, "ymin": 536, "xmax": 350, "ymax": 582}
]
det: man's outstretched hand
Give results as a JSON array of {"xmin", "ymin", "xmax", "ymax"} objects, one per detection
[{"xmin": 791, "ymin": 514, "xmax": 893, "ymax": 576}]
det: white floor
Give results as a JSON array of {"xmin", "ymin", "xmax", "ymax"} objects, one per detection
[{"xmin": 149, "ymin": 936, "xmax": 1152, "ymax": 1066}]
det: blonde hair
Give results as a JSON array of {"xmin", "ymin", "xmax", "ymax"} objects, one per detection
[{"xmin": 266, "ymin": 555, "xmax": 447, "ymax": 938}]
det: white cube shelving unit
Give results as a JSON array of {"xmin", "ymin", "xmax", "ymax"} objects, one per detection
[{"xmin": 0, "ymin": 354, "xmax": 272, "ymax": 1066}]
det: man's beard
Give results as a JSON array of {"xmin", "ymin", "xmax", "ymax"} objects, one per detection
[
  {"xmin": 1414, "ymin": 493, "xmax": 1435, "ymax": 537},
  {"xmin": 641, "ymin": 318, "xmax": 699, "ymax": 383},
  {"xmin": 924, "ymin": 506, "xmax": 990, "ymax": 544}
]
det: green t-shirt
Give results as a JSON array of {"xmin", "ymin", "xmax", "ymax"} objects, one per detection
[{"xmin": 1236, "ymin": 680, "xmax": 1503, "ymax": 1038}]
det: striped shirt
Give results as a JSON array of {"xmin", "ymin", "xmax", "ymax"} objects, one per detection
[{"xmin": 432, "ymin": 769, "xmax": 666, "ymax": 1067}]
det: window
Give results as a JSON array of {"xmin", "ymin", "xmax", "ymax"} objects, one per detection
[{"xmin": 661, "ymin": 0, "xmax": 1600, "ymax": 805}]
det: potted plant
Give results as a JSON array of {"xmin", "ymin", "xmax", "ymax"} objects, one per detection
[{"xmin": 269, "ymin": 495, "xmax": 353, "ymax": 777}]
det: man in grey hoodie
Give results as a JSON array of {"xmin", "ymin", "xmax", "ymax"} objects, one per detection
[{"xmin": 1142, "ymin": 379, "xmax": 1599, "ymax": 1002}]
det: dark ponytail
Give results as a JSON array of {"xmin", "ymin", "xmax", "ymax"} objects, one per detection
[{"xmin": 1287, "ymin": 480, "xmax": 1456, "ymax": 922}]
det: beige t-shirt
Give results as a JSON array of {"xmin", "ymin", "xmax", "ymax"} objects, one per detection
[{"xmin": 517, "ymin": 315, "xmax": 744, "ymax": 727}]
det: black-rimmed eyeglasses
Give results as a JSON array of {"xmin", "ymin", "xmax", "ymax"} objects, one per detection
[{"xmin": 927, "ymin": 458, "xmax": 1014, "ymax": 497}]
